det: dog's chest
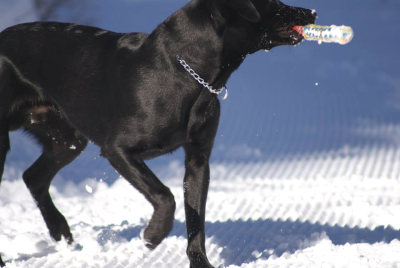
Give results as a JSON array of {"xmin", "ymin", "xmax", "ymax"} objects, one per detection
[{"xmin": 136, "ymin": 127, "xmax": 187, "ymax": 160}]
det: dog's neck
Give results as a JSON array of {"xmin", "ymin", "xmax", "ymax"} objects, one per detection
[{"xmin": 146, "ymin": 0, "xmax": 249, "ymax": 90}]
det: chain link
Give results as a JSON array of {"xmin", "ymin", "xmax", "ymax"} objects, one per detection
[{"xmin": 177, "ymin": 56, "xmax": 228, "ymax": 100}]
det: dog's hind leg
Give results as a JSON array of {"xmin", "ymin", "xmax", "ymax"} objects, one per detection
[
  {"xmin": 0, "ymin": 61, "xmax": 11, "ymax": 186},
  {"xmin": 0, "ymin": 120, "xmax": 8, "ymax": 268},
  {"xmin": 0, "ymin": 118, "xmax": 9, "ymax": 267},
  {"xmin": 23, "ymin": 108, "xmax": 88, "ymax": 243},
  {"xmin": 0, "ymin": 59, "xmax": 11, "ymax": 267},
  {"xmin": 0, "ymin": 116, "xmax": 10, "ymax": 186},
  {"xmin": 0, "ymin": 253, "xmax": 4, "ymax": 267}
]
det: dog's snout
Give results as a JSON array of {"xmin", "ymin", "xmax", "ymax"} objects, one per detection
[
  {"xmin": 303, "ymin": 8, "xmax": 317, "ymax": 24},
  {"xmin": 297, "ymin": 8, "xmax": 317, "ymax": 25},
  {"xmin": 309, "ymin": 8, "xmax": 317, "ymax": 17}
]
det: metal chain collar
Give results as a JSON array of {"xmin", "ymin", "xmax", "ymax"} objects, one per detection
[{"xmin": 177, "ymin": 56, "xmax": 228, "ymax": 100}]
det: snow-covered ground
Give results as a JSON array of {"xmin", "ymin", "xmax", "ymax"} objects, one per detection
[{"xmin": 1, "ymin": 148, "xmax": 400, "ymax": 267}]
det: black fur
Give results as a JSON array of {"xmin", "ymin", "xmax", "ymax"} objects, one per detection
[{"xmin": 0, "ymin": 0, "xmax": 315, "ymax": 267}]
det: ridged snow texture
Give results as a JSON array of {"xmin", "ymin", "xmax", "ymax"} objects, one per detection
[{"xmin": 1, "ymin": 147, "xmax": 400, "ymax": 267}]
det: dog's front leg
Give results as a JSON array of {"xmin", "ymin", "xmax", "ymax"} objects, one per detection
[
  {"xmin": 184, "ymin": 143, "xmax": 215, "ymax": 268},
  {"xmin": 184, "ymin": 97, "xmax": 220, "ymax": 268},
  {"xmin": 101, "ymin": 143, "xmax": 176, "ymax": 248}
]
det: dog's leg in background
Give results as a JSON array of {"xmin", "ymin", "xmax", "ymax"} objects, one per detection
[
  {"xmin": 0, "ymin": 116, "xmax": 9, "ymax": 185},
  {"xmin": 0, "ymin": 59, "xmax": 11, "ymax": 185},
  {"xmin": 101, "ymin": 142, "xmax": 176, "ymax": 249},
  {"xmin": 0, "ymin": 121, "xmax": 10, "ymax": 268},
  {"xmin": 0, "ymin": 116, "xmax": 9, "ymax": 268},
  {"xmin": 0, "ymin": 250, "xmax": 4, "ymax": 266},
  {"xmin": 184, "ymin": 94, "xmax": 220, "ymax": 268},
  {"xmin": 23, "ymin": 113, "xmax": 88, "ymax": 244}
]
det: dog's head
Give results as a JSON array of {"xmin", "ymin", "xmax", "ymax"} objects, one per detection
[{"xmin": 207, "ymin": 0, "xmax": 316, "ymax": 53}]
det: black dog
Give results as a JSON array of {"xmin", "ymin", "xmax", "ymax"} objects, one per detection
[{"xmin": 0, "ymin": 0, "xmax": 315, "ymax": 267}]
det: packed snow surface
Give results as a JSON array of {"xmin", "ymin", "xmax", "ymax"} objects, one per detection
[{"xmin": 1, "ymin": 149, "xmax": 400, "ymax": 267}]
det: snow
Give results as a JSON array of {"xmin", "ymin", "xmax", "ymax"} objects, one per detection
[
  {"xmin": 85, "ymin": 185, "xmax": 93, "ymax": 194},
  {"xmin": 1, "ymin": 151, "xmax": 400, "ymax": 267}
]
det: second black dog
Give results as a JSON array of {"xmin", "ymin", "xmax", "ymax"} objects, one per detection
[{"xmin": 0, "ymin": 0, "xmax": 315, "ymax": 267}]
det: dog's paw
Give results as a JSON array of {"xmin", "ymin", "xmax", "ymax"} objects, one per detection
[
  {"xmin": 142, "ymin": 225, "xmax": 169, "ymax": 249},
  {"xmin": 142, "ymin": 219, "xmax": 174, "ymax": 249},
  {"xmin": 141, "ymin": 207, "xmax": 175, "ymax": 249},
  {"xmin": 189, "ymin": 261, "xmax": 215, "ymax": 268},
  {"xmin": 139, "ymin": 228, "xmax": 156, "ymax": 249},
  {"xmin": 48, "ymin": 220, "xmax": 74, "ymax": 244}
]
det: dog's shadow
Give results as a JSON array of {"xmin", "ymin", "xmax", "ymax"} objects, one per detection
[{"xmin": 95, "ymin": 219, "xmax": 400, "ymax": 266}]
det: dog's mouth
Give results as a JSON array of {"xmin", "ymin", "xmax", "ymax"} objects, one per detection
[
  {"xmin": 275, "ymin": 26, "xmax": 304, "ymax": 44},
  {"xmin": 274, "ymin": 11, "xmax": 317, "ymax": 46}
]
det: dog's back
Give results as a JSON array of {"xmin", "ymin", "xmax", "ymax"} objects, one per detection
[
  {"xmin": 0, "ymin": 22, "xmax": 148, "ymax": 144},
  {"xmin": 0, "ymin": 22, "xmax": 124, "ymax": 83}
]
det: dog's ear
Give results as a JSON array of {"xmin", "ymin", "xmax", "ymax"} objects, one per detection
[
  {"xmin": 207, "ymin": 0, "xmax": 227, "ymax": 34},
  {"xmin": 207, "ymin": 0, "xmax": 261, "ymax": 34},
  {"xmin": 227, "ymin": 0, "xmax": 261, "ymax": 23}
]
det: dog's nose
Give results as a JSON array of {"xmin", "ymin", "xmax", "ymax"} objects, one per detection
[
  {"xmin": 308, "ymin": 9, "xmax": 317, "ymax": 24},
  {"xmin": 312, "ymin": 9, "xmax": 317, "ymax": 17},
  {"xmin": 312, "ymin": 9, "xmax": 317, "ymax": 19}
]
